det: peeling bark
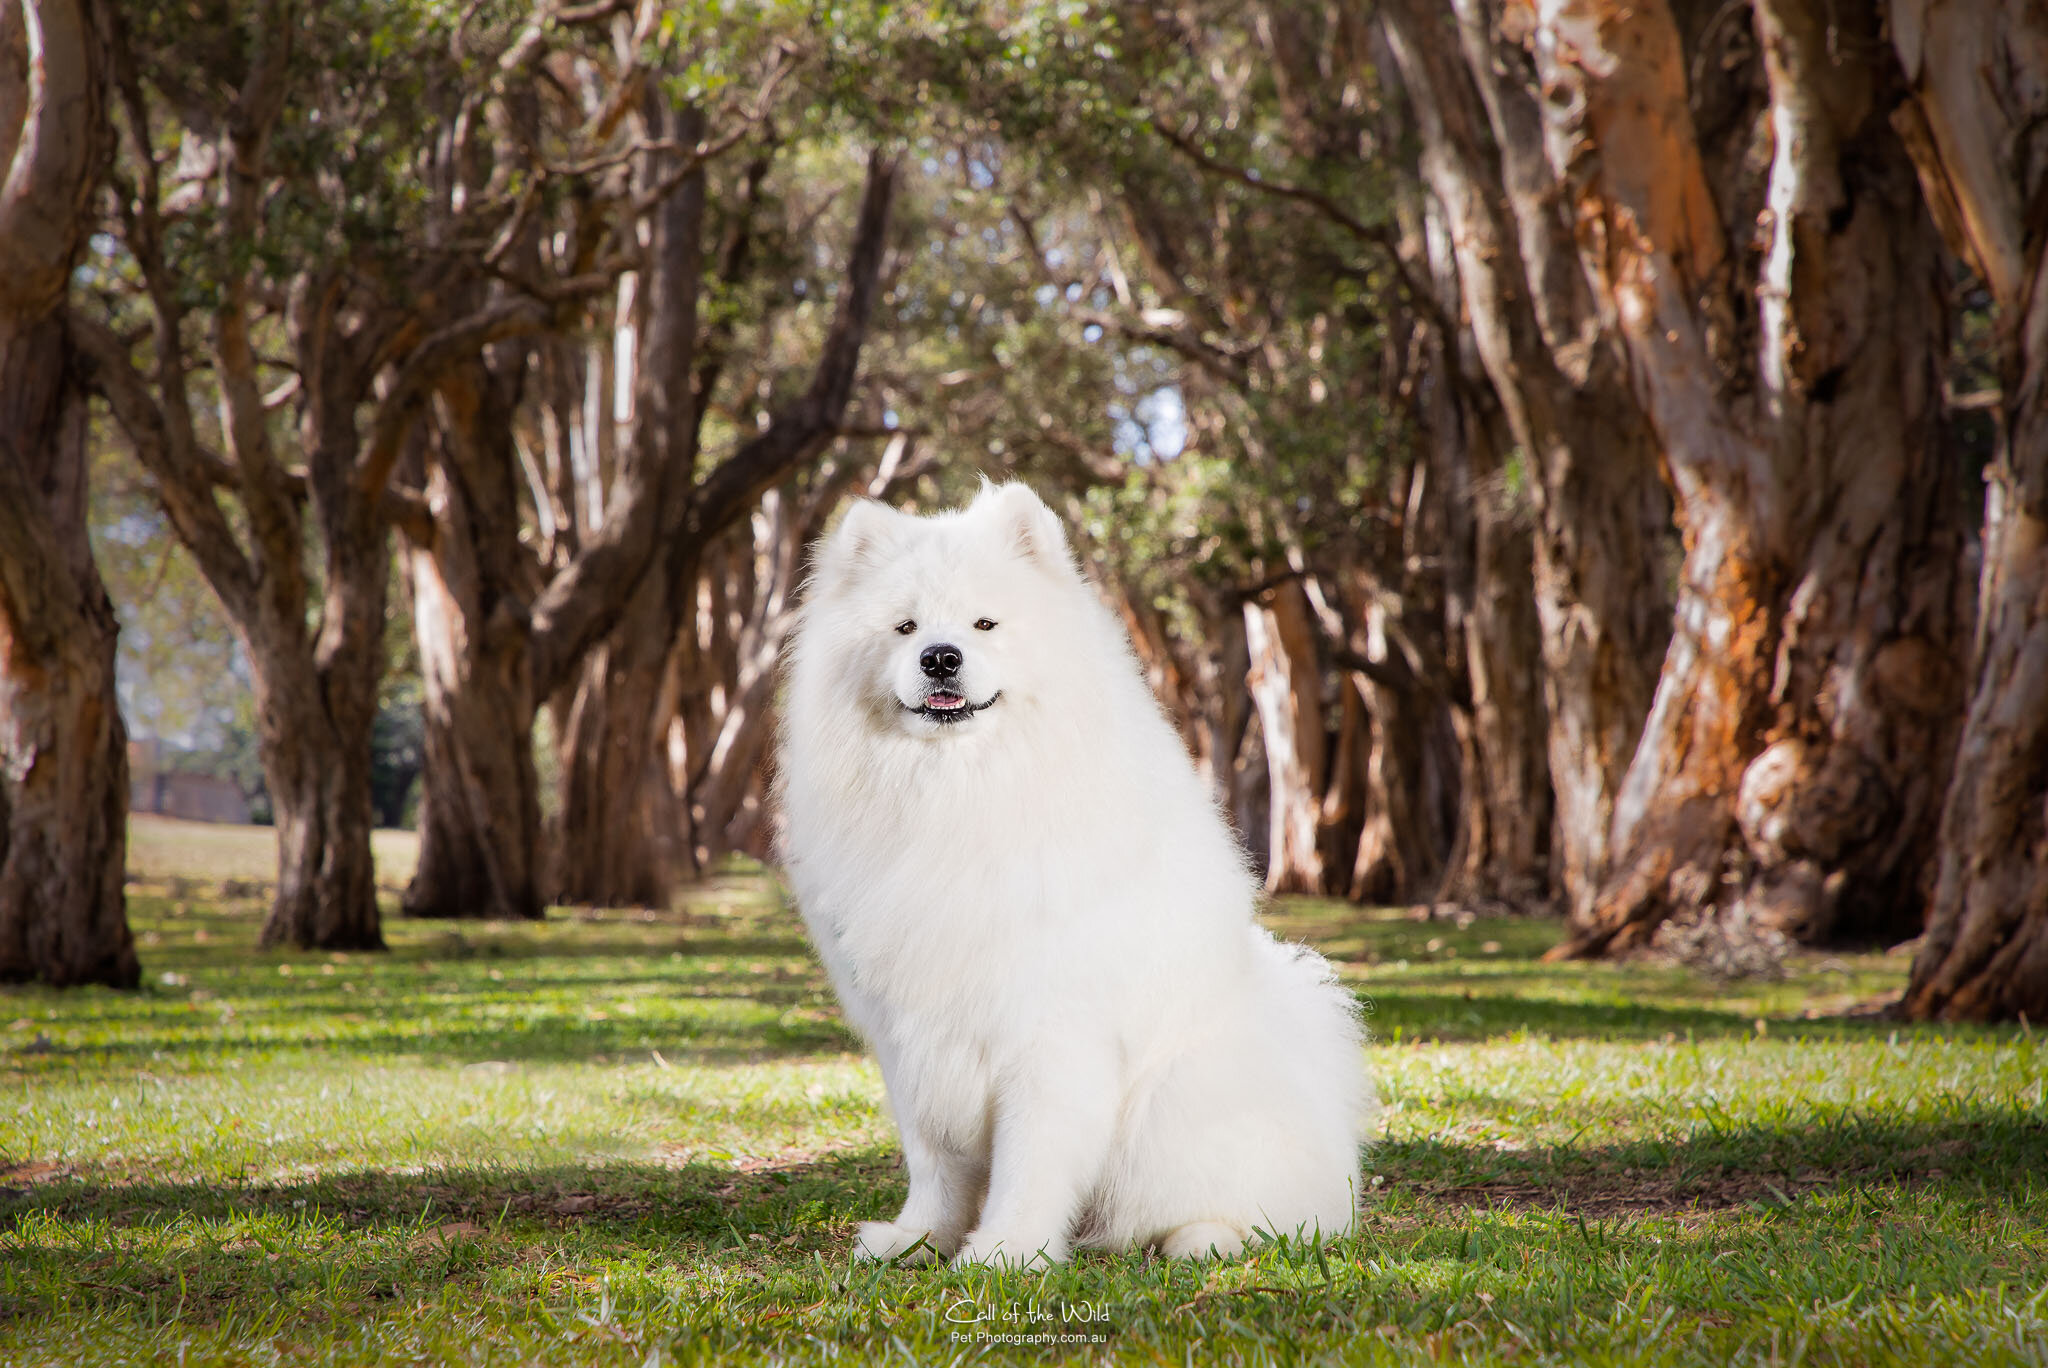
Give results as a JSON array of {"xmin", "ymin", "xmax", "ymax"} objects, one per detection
[
  {"xmin": 1381, "ymin": 0, "xmax": 1672, "ymax": 920},
  {"xmin": 0, "ymin": 0, "xmax": 136, "ymax": 988},
  {"xmin": 1413, "ymin": 278, "xmax": 1553, "ymax": 907},
  {"xmin": 1521, "ymin": 0, "xmax": 1972, "ymax": 961},
  {"xmin": 1243, "ymin": 578, "xmax": 1327, "ymax": 894},
  {"xmin": 549, "ymin": 151, "xmax": 899, "ymax": 906},
  {"xmin": 1891, "ymin": 0, "xmax": 2048, "ymax": 1020},
  {"xmin": 0, "ymin": 327, "xmax": 135, "ymax": 989},
  {"xmin": 399, "ymin": 365, "xmax": 544, "ymax": 922}
]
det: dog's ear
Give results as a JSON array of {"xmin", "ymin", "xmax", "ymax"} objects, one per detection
[
  {"xmin": 816, "ymin": 499, "xmax": 910, "ymax": 582},
  {"xmin": 976, "ymin": 481, "xmax": 1076, "ymax": 578}
]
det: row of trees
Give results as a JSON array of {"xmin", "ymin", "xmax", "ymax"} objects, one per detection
[{"xmin": 2, "ymin": 0, "xmax": 2043, "ymax": 1021}]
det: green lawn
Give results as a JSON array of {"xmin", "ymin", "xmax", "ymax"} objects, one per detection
[{"xmin": 3, "ymin": 819, "xmax": 2043, "ymax": 1365}]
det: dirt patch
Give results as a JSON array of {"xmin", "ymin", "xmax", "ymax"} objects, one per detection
[
  {"xmin": 1406, "ymin": 1145, "xmax": 1975, "ymax": 1219},
  {"xmin": 0, "ymin": 1161, "xmax": 71, "ymax": 1200},
  {"xmin": 1411, "ymin": 1168, "xmax": 1839, "ymax": 1218},
  {"xmin": 0, "ymin": 1161, "xmax": 70, "ymax": 1186}
]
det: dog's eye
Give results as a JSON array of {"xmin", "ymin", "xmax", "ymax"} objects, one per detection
[
  {"xmin": 974, "ymin": 618, "xmax": 997, "ymax": 632},
  {"xmin": 894, "ymin": 620, "xmax": 916, "ymax": 635}
]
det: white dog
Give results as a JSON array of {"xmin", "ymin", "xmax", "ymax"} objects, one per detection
[{"xmin": 776, "ymin": 482, "xmax": 1371, "ymax": 1266}]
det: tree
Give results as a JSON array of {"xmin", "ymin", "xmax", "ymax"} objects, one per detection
[
  {"xmin": 1383, "ymin": 0, "xmax": 1976, "ymax": 962},
  {"xmin": 0, "ymin": 0, "xmax": 137, "ymax": 988},
  {"xmin": 918, "ymin": 0, "xmax": 1570, "ymax": 909},
  {"xmin": 546, "ymin": 149, "xmax": 898, "ymax": 907},
  {"xmin": 1891, "ymin": 0, "xmax": 2048, "ymax": 1020},
  {"xmin": 1380, "ymin": 0, "xmax": 1674, "ymax": 922},
  {"xmin": 1508, "ymin": 0, "xmax": 1974, "ymax": 964},
  {"xmin": 76, "ymin": 0, "xmax": 553, "ymax": 949},
  {"xmin": 1241, "ymin": 578, "xmax": 1328, "ymax": 893},
  {"xmin": 373, "ymin": 4, "xmax": 902, "ymax": 916}
]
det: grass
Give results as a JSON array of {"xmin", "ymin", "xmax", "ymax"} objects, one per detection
[{"xmin": 2, "ymin": 817, "xmax": 2044, "ymax": 1365}]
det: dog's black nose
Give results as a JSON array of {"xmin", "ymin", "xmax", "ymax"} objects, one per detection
[{"xmin": 920, "ymin": 643, "xmax": 963, "ymax": 677}]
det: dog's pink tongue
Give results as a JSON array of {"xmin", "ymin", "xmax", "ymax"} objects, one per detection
[{"xmin": 927, "ymin": 693, "xmax": 965, "ymax": 709}]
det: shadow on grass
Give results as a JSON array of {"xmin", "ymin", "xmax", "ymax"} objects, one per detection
[
  {"xmin": 1377, "ymin": 1106, "xmax": 2048, "ymax": 1216},
  {"xmin": 1356, "ymin": 990, "xmax": 1925, "ymax": 1044},
  {"xmin": 2, "ymin": 1108, "xmax": 2042, "ymax": 1328},
  {"xmin": 9, "ymin": 978, "xmax": 1992, "ymax": 1074},
  {"xmin": 0, "ymin": 1152, "xmax": 890, "ymax": 1325},
  {"xmin": 1, "ymin": 1150, "xmax": 892, "ymax": 1238},
  {"xmin": 15, "ymin": 1011, "xmax": 862, "ymax": 1069},
  {"xmin": 134, "ymin": 926, "xmax": 820, "ymax": 967},
  {"xmin": 8, "ymin": 1107, "xmax": 2042, "ymax": 1233}
]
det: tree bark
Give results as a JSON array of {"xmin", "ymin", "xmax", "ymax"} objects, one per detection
[
  {"xmin": 0, "ymin": 0, "xmax": 136, "ymax": 989},
  {"xmin": 1381, "ymin": 0, "xmax": 1673, "ymax": 921},
  {"xmin": 1451, "ymin": 428, "xmax": 1552, "ymax": 907},
  {"xmin": 549, "ymin": 151, "xmax": 899, "ymax": 906},
  {"xmin": 678, "ymin": 475, "xmax": 850, "ymax": 871},
  {"xmin": 1891, "ymin": 0, "xmax": 2048, "ymax": 1020},
  {"xmin": 1243, "ymin": 578, "xmax": 1328, "ymax": 894},
  {"xmin": 0, "ymin": 328, "xmax": 135, "ymax": 989},
  {"xmin": 1521, "ymin": 0, "xmax": 1972, "ymax": 963},
  {"xmin": 1309, "ymin": 563, "xmax": 1465, "ymax": 906},
  {"xmin": 257, "ymin": 681, "xmax": 384, "ymax": 951},
  {"xmin": 1406, "ymin": 246, "xmax": 1554, "ymax": 907},
  {"xmin": 399, "ymin": 365, "xmax": 544, "ymax": 921},
  {"xmin": 255, "ymin": 297, "xmax": 405, "ymax": 951},
  {"xmin": 551, "ymin": 576, "xmax": 680, "ymax": 906},
  {"xmin": 1346, "ymin": 672, "xmax": 1452, "ymax": 905}
]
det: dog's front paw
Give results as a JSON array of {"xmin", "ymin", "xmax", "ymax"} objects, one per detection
[
  {"xmin": 952, "ymin": 1229, "xmax": 1068, "ymax": 1268},
  {"xmin": 854, "ymin": 1220, "xmax": 942, "ymax": 1264}
]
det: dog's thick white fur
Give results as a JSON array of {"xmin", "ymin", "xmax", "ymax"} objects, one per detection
[{"xmin": 776, "ymin": 482, "xmax": 1372, "ymax": 1267}]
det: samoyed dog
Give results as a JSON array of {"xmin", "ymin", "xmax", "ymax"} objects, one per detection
[{"xmin": 776, "ymin": 482, "xmax": 1371, "ymax": 1267}]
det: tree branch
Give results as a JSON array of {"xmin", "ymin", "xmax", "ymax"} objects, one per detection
[
  {"xmin": 357, "ymin": 295, "xmax": 554, "ymax": 497},
  {"xmin": 0, "ymin": 0, "xmax": 101, "ymax": 314},
  {"xmin": 67, "ymin": 314, "xmax": 258, "ymax": 621},
  {"xmin": 685, "ymin": 148, "xmax": 899, "ymax": 542}
]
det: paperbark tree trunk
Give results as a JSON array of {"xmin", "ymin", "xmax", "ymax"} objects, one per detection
[
  {"xmin": 1381, "ymin": 0, "xmax": 1672, "ymax": 921},
  {"xmin": 1521, "ymin": 0, "xmax": 1972, "ymax": 962},
  {"xmin": 0, "ymin": 330, "xmax": 135, "ymax": 988},
  {"xmin": 399, "ymin": 362, "xmax": 543, "ymax": 922},
  {"xmin": 1410, "ymin": 265, "xmax": 1554, "ymax": 908},
  {"xmin": 1346, "ymin": 671, "xmax": 1454, "ymax": 906},
  {"xmin": 255, "ymin": 321, "xmax": 404, "ymax": 952},
  {"xmin": 1890, "ymin": 0, "xmax": 2048, "ymax": 1020},
  {"xmin": 76, "ymin": 9, "xmax": 556, "ymax": 951},
  {"xmin": 679, "ymin": 472, "xmax": 856, "ymax": 871},
  {"xmin": 549, "ymin": 153, "xmax": 898, "ymax": 907},
  {"xmin": 1243, "ymin": 578, "xmax": 1327, "ymax": 894},
  {"xmin": 1310, "ymin": 561, "xmax": 1465, "ymax": 907},
  {"xmin": 552, "ymin": 577, "xmax": 680, "ymax": 906},
  {"xmin": 1452, "ymin": 452, "xmax": 1552, "ymax": 908},
  {"xmin": 0, "ymin": 0, "xmax": 136, "ymax": 989},
  {"xmin": 256, "ymin": 674, "xmax": 384, "ymax": 951}
]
